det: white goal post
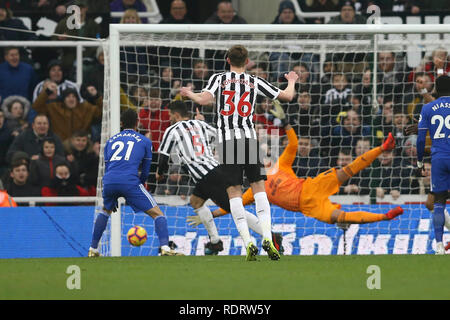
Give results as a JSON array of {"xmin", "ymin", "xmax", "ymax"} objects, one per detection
[{"xmin": 99, "ymin": 24, "xmax": 450, "ymax": 257}]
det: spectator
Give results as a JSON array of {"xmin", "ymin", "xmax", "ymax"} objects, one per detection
[
  {"xmin": 272, "ymin": 0, "xmax": 305, "ymax": 24},
  {"xmin": 32, "ymin": 60, "xmax": 80, "ymax": 103},
  {"xmin": 268, "ymin": 1, "xmax": 306, "ymax": 82},
  {"xmin": 204, "ymin": 1, "xmax": 247, "ymax": 24},
  {"xmin": 372, "ymin": 0, "xmax": 421, "ymax": 14},
  {"xmin": 248, "ymin": 63, "xmax": 270, "ymax": 82},
  {"xmin": 328, "ymin": 0, "xmax": 366, "ymax": 24},
  {"xmin": 336, "ymin": 147, "xmax": 360, "ymax": 195},
  {"xmin": 29, "ymin": 137, "xmax": 68, "ymax": 189},
  {"xmin": 83, "ymin": 46, "xmax": 136, "ymax": 114},
  {"xmin": 301, "ymin": 0, "xmax": 340, "ymax": 21},
  {"xmin": 392, "ymin": 104, "xmax": 410, "ymax": 152},
  {"xmin": 32, "ymin": 82, "xmax": 102, "ymax": 141},
  {"xmin": 160, "ymin": 0, "xmax": 192, "ymax": 24},
  {"xmin": 376, "ymin": 51, "xmax": 409, "ymax": 102},
  {"xmin": 426, "ymin": 48, "xmax": 450, "ymax": 82},
  {"xmin": 5, "ymin": 161, "xmax": 41, "ymax": 199},
  {"xmin": 254, "ymin": 98, "xmax": 285, "ymax": 136},
  {"xmin": 138, "ymin": 88, "xmax": 170, "ymax": 193},
  {"xmin": 351, "ymin": 68, "xmax": 374, "ymax": 126},
  {"xmin": 1, "ymin": 95, "xmax": 30, "ymax": 137},
  {"xmin": 0, "ymin": 110, "xmax": 13, "ymax": 177},
  {"xmin": 53, "ymin": 0, "xmax": 101, "ymax": 77},
  {"xmin": 41, "ymin": 163, "xmax": 89, "ymax": 202},
  {"xmin": 319, "ymin": 58, "xmax": 334, "ymax": 92},
  {"xmin": 321, "ymin": 73, "xmax": 352, "ymax": 128},
  {"xmin": 400, "ymin": 134, "xmax": 419, "ymax": 169},
  {"xmin": 191, "ymin": 60, "xmax": 212, "ymax": 92},
  {"xmin": 156, "ymin": 165, "xmax": 192, "ymax": 199},
  {"xmin": 6, "ymin": 114, "xmax": 64, "ymax": 164},
  {"xmin": 351, "ymin": 137, "xmax": 378, "ymax": 195},
  {"xmin": 294, "ymin": 136, "xmax": 323, "ymax": 178},
  {"xmin": 286, "ymin": 88, "xmax": 321, "ymax": 138},
  {"xmin": 63, "ymin": 130, "xmax": 99, "ymax": 195},
  {"xmin": 159, "ymin": 66, "xmax": 180, "ymax": 104},
  {"xmin": 0, "ymin": 47, "xmax": 38, "ymax": 104},
  {"xmin": 373, "ymin": 95, "xmax": 395, "ymax": 144},
  {"xmin": 82, "ymin": 47, "xmax": 105, "ymax": 98},
  {"xmin": 404, "ymin": 72, "xmax": 434, "ymax": 119},
  {"xmin": 110, "ymin": 0, "xmax": 148, "ymax": 23},
  {"xmin": 419, "ymin": 159, "xmax": 432, "ymax": 195},
  {"xmin": 120, "ymin": 7, "xmax": 141, "ymax": 23},
  {"xmin": 138, "ymin": 88, "xmax": 170, "ymax": 151},
  {"xmin": 119, "ymin": 10, "xmax": 152, "ymax": 79},
  {"xmin": 0, "ymin": 1, "xmax": 36, "ymax": 43},
  {"xmin": 372, "ymin": 149, "xmax": 402, "ymax": 201},
  {"xmin": 330, "ymin": 109, "xmax": 371, "ymax": 157}
]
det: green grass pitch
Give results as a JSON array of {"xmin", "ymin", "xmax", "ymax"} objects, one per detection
[{"xmin": 0, "ymin": 255, "xmax": 449, "ymax": 300}]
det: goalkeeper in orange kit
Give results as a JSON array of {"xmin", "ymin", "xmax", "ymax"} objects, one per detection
[{"xmin": 188, "ymin": 101, "xmax": 404, "ymax": 231}]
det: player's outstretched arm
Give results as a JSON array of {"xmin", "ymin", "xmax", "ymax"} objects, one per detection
[
  {"xmin": 270, "ymin": 100, "xmax": 298, "ymax": 167},
  {"xmin": 180, "ymin": 86, "xmax": 214, "ymax": 106},
  {"xmin": 277, "ymin": 71, "xmax": 298, "ymax": 102}
]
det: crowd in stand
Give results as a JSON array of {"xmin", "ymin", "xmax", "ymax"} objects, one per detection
[{"xmin": 0, "ymin": 0, "xmax": 448, "ymax": 205}]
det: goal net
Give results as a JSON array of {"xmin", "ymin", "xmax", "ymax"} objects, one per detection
[{"xmin": 97, "ymin": 24, "xmax": 450, "ymax": 257}]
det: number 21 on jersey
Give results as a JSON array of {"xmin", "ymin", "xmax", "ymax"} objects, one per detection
[{"xmin": 110, "ymin": 141, "xmax": 135, "ymax": 161}]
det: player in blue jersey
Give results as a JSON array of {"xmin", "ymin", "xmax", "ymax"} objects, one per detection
[
  {"xmin": 417, "ymin": 75, "xmax": 450, "ymax": 255},
  {"xmin": 88, "ymin": 109, "xmax": 183, "ymax": 257}
]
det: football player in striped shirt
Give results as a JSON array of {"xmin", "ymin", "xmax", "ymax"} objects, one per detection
[
  {"xmin": 157, "ymin": 101, "xmax": 284, "ymax": 256},
  {"xmin": 181, "ymin": 45, "xmax": 298, "ymax": 261}
]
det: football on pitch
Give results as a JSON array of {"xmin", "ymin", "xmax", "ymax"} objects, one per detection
[{"xmin": 127, "ymin": 226, "xmax": 147, "ymax": 246}]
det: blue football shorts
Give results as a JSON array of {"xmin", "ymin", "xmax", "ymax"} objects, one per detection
[{"xmin": 102, "ymin": 183, "xmax": 158, "ymax": 213}]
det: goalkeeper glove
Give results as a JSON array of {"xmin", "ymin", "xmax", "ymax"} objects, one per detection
[
  {"xmin": 186, "ymin": 215, "xmax": 203, "ymax": 227},
  {"xmin": 416, "ymin": 161, "xmax": 424, "ymax": 178},
  {"xmin": 269, "ymin": 99, "xmax": 288, "ymax": 127}
]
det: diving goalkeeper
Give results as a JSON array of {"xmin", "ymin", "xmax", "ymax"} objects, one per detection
[{"xmin": 188, "ymin": 101, "xmax": 404, "ymax": 228}]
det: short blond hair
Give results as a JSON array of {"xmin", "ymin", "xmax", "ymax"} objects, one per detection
[{"xmin": 120, "ymin": 9, "xmax": 141, "ymax": 24}]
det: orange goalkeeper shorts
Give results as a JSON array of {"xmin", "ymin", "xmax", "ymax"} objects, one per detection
[{"xmin": 299, "ymin": 168, "xmax": 342, "ymax": 224}]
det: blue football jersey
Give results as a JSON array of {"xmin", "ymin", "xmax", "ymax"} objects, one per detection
[
  {"xmin": 418, "ymin": 96, "xmax": 450, "ymax": 159},
  {"xmin": 103, "ymin": 129, "xmax": 152, "ymax": 185}
]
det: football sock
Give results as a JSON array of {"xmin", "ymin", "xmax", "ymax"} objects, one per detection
[
  {"xmin": 245, "ymin": 210, "xmax": 263, "ymax": 236},
  {"xmin": 444, "ymin": 209, "xmax": 450, "ymax": 230},
  {"xmin": 254, "ymin": 192, "xmax": 272, "ymax": 240},
  {"xmin": 343, "ymin": 146, "xmax": 382, "ymax": 177},
  {"xmin": 90, "ymin": 211, "xmax": 109, "ymax": 249},
  {"xmin": 154, "ymin": 215, "xmax": 169, "ymax": 247},
  {"xmin": 337, "ymin": 211, "xmax": 385, "ymax": 224},
  {"xmin": 433, "ymin": 203, "xmax": 446, "ymax": 243},
  {"xmin": 194, "ymin": 205, "xmax": 220, "ymax": 244},
  {"xmin": 229, "ymin": 197, "xmax": 252, "ymax": 247}
]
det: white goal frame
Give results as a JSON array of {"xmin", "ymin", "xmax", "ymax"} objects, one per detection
[{"xmin": 104, "ymin": 23, "xmax": 450, "ymax": 256}]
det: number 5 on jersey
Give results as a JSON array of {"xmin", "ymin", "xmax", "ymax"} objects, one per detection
[
  {"xmin": 192, "ymin": 134, "xmax": 205, "ymax": 156},
  {"xmin": 220, "ymin": 90, "xmax": 252, "ymax": 117}
]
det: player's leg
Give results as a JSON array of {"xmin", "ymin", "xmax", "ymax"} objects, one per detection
[
  {"xmin": 336, "ymin": 132, "xmax": 395, "ymax": 184},
  {"xmin": 89, "ymin": 209, "xmax": 112, "ymax": 257},
  {"xmin": 89, "ymin": 184, "xmax": 119, "ymax": 257},
  {"xmin": 190, "ymin": 194, "xmax": 222, "ymax": 251},
  {"xmin": 126, "ymin": 183, "xmax": 182, "ymax": 256},
  {"xmin": 432, "ymin": 191, "xmax": 448, "ymax": 255},
  {"xmin": 430, "ymin": 159, "xmax": 450, "ymax": 254},
  {"xmin": 330, "ymin": 206, "xmax": 404, "ymax": 225},
  {"xmin": 227, "ymin": 183, "xmax": 258, "ymax": 260}
]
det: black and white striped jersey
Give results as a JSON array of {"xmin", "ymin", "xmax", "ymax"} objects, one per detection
[
  {"xmin": 158, "ymin": 119, "xmax": 219, "ymax": 183},
  {"xmin": 203, "ymin": 71, "xmax": 281, "ymax": 143}
]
